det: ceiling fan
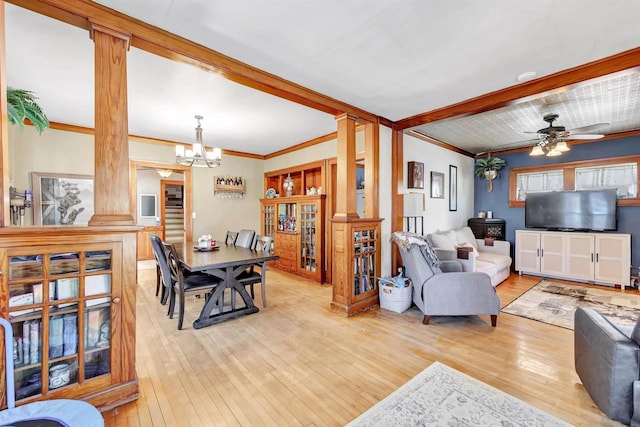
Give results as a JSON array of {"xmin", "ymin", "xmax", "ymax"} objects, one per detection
[{"xmin": 526, "ymin": 114, "xmax": 608, "ymax": 157}]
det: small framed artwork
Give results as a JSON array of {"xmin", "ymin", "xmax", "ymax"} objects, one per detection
[
  {"xmin": 449, "ymin": 165, "xmax": 457, "ymax": 211},
  {"xmin": 32, "ymin": 172, "xmax": 94, "ymax": 225},
  {"xmin": 407, "ymin": 161, "xmax": 424, "ymax": 189},
  {"xmin": 430, "ymin": 171, "xmax": 445, "ymax": 199}
]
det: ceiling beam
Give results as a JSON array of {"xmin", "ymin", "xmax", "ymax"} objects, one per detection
[
  {"xmin": 7, "ymin": 0, "xmax": 381, "ymax": 123},
  {"xmin": 396, "ymin": 46, "xmax": 640, "ymax": 130}
]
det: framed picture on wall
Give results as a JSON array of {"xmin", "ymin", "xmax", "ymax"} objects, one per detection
[
  {"xmin": 408, "ymin": 161, "xmax": 424, "ymax": 189},
  {"xmin": 430, "ymin": 171, "xmax": 445, "ymax": 199},
  {"xmin": 32, "ymin": 172, "xmax": 94, "ymax": 225},
  {"xmin": 449, "ymin": 165, "xmax": 457, "ymax": 211}
]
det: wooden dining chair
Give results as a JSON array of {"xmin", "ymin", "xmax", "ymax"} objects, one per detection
[
  {"xmin": 225, "ymin": 230, "xmax": 239, "ymax": 245},
  {"xmin": 238, "ymin": 234, "xmax": 273, "ymax": 307},
  {"xmin": 235, "ymin": 229, "xmax": 256, "ymax": 248},
  {"xmin": 164, "ymin": 243, "xmax": 222, "ymax": 330}
]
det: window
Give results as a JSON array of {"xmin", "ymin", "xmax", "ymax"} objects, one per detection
[
  {"xmin": 575, "ymin": 163, "xmax": 637, "ymax": 198},
  {"xmin": 515, "ymin": 170, "xmax": 564, "ymax": 201}
]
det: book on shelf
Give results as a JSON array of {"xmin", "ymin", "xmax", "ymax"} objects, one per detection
[
  {"xmin": 62, "ymin": 313, "xmax": 78, "ymax": 356},
  {"xmin": 49, "ymin": 315, "xmax": 64, "ymax": 359},
  {"xmin": 55, "ymin": 278, "xmax": 78, "ymax": 306},
  {"xmin": 85, "ymin": 275, "xmax": 111, "ymax": 307},
  {"xmin": 29, "ymin": 319, "xmax": 40, "ymax": 364},
  {"xmin": 22, "ymin": 320, "xmax": 30, "ymax": 365}
]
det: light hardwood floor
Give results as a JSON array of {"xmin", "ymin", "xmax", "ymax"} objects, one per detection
[{"xmin": 102, "ymin": 265, "xmax": 625, "ymax": 426}]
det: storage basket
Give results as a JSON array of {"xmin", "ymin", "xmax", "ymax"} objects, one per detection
[{"xmin": 378, "ymin": 278, "xmax": 412, "ymax": 313}]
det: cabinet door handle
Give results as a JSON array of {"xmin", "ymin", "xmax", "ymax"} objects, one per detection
[
  {"xmin": 112, "ymin": 297, "xmax": 121, "ymax": 304},
  {"xmin": 596, "ymin": 253, "xmax": 599, "ymax": 263},
  {"xmin": 591, "ymin": 253, "xmax": 594, "ymax": 262},
  {"xmin": 537, "ymin": 248, "xmax": 540, "ymax": 257},
  {"xmin": 541, "ymin": 249, "xmax": 544, "ymax": 257}
]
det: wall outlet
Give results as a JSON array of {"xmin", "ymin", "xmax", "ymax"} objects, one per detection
[{"xmin": 192, "ymin": 212, "xmax": 197, "ymax": 219}]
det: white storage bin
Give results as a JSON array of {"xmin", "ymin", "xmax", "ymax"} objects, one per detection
[{"xmin": 378, "ymin": 278, "xmax": 412, "ymax": 313}]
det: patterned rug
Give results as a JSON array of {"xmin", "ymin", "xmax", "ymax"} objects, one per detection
[
  {"xmin": 502, "ymin": 279, "xmax": 640, "ymax": 330},
  {"xmin": 347, "ymin": 362, "xmax": 568, "ymax": 426}
]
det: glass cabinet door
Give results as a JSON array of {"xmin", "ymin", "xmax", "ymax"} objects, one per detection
[
  {"xmin": 353, "ymin": 228, "xmax": 378, "ymax": 298},
  {"xmin": 299, "ymin": 203, "xmax": 317, "ymax": 272},
  {"xmin": 262, "ymin": 202, "xmax": 276, "ymax": 238},
  {"xmin": 5, "ymin": 246, "xmax": 114, "ymax": 403}
]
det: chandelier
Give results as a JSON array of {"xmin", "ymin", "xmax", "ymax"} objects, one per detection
[
  {"xmin": 530, "ymin": 137, "xmax": 570, "ymax": 157},
  {"xmin": 175, "ymin": 115, "xmax": 222, "ymax": 167},
  {"xmin": 156, "ymin": 169, "xmax": 173, "ymax": 178}
]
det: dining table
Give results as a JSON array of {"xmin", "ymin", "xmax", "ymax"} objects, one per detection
[{"xmin": 178, "ymin": 242, "xmax": 279, "ymax": 329}]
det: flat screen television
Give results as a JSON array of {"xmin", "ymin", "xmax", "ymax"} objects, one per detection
[{"xmin": 524, "ymin": 189, "xmax": 617, "ymax": 231}]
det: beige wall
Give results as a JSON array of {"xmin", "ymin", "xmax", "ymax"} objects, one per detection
[{"xmin": 9, "ymin": 126, "xmax": 263, "ymax": 238}]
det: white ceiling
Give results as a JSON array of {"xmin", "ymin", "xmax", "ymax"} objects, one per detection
[{"xmin": 5, "ymin": 1, "xmax": 640, "ymax": 156}]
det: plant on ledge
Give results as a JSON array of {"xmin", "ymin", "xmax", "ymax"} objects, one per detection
[
  {"xmin": 6, "ymin": 87, "xmax": 49, "ymax": 134},
  {"xmin": 475, "ymin": 154, "xmax": 506, "ymax": 192}
]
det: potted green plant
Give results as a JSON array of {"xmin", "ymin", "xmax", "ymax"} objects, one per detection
[
  {"xmin": 6, "ymin": 87, "xmax": 49, "ymax": 134},
  {"xmin": 474, "ymin": 154, "xmax": 506, "ymax": 192}
]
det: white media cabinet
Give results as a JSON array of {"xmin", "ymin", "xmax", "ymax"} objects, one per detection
[{"xmin": 515, "ymin": 230, "xmax": 631, "ymax": 289}]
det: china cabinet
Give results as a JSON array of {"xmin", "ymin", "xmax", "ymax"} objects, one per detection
[
  {"xmin": 0, "ymin": 227, "xmax": 139, "ymax": 411},
  {"xmin": 261, "ymin": 195, "xmax": 325, "ymax": 282}
]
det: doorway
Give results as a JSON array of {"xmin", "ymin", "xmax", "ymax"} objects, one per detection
[{"xmin": 161, "ymin": 180, "xmax": 185, "ymax": 245}]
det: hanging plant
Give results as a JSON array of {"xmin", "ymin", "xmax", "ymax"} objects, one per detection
[
  {"xmin": 6, "ymin": 87, "xmax": 50, "ymax": 134},
  {"xmin": 474, "ymin": 154, "xmax": 506, "ymax": 192}
]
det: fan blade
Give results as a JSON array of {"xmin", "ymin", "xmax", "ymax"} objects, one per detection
[
  {"xmin": 568, "ymin": 122, "xmax": 609, "ymax": 134},
  {"xmin": 567, "ymin": 134, "xmax": 604, "ymax": 140}
]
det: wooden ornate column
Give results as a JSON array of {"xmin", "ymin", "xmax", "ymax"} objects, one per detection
[
  {"xmin": 88, "ymin": 23, "xmax": 134, "ymax": 226},
  {"xmin": 331, "ymin": 114, "xmax": 382, "ymax": 317}
]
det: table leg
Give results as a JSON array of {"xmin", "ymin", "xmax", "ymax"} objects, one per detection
[{"xmin": 193, "ymin": 265, "xmax": 259, "ymax": 329}]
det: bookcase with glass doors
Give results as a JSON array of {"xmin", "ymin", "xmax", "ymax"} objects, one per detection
[{"xmin": 0, "ymin": 227, "xmax": 139, "ymax": 411}]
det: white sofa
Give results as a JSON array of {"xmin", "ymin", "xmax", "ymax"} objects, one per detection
[{"xmin": 428, "ymin": 226, "xmax": 512, "ymax": 287}]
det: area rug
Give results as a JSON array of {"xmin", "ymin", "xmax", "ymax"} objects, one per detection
[
  {"xmin": 502, "ymin": 279, "xmax": 640, "ymax": 330},
  {"xmin": 347, "ymin": 361, "xmax": 568, "ymax": 426}
]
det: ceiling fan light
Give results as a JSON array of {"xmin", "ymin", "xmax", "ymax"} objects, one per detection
[
  {"xmin": 555, "ymin": 141, "xmax": 570, "ymax": 152},
  {"xmin": 530, "ymin": 145, "xmax": 544, "ymax": 156},
  {"xmin": 546, "ymin": 147, "xmax": 562, "ymax": 157}
]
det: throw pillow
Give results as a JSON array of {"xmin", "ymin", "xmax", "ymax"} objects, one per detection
[
  {"xmin": 429, "ymin": 230, "xmax": 457, "ymax": 250},
  {"xmin": 455, "ymin": 226, "xmax": 478, "ymax": 250}
]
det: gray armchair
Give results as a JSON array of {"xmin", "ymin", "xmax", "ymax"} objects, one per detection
[
  {"xmin": 574, "ymin": 306, "xmax": 640, "ymax": 425},
  {"xmin": 391, "ymin": 231, "xmax": 500, "ymax": 326}
]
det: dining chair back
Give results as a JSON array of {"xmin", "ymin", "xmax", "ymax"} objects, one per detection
[
  {"xmin": 225, "ymin": 230, "xmax": 239, "ymax": 245},
  {"xmin": 235, "ymin": 229, "xmax": 256, "ymax": 249},
  {"xmin": 253, "ymin": 235, "xmax": 273, "ymax": 252},
  {"xmin": 149, "ymin": 234, "xmax": 171, "ymax": 305},
  {"xmin": 164, "ymin": 243, "xmax": 221, "ymax": 330},
  {"xmin": 238, "ymin": 234, "xmax": 272, "ymax": 307}
]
